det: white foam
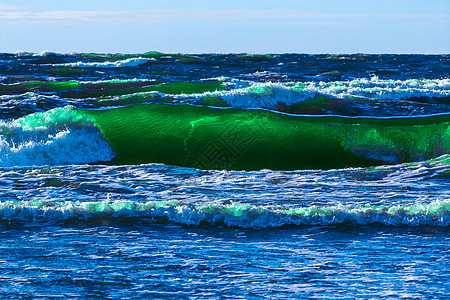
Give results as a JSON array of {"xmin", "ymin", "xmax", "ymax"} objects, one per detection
[
  {"xmin": 0, "ymin": 106, "xmax": 115, "ymax": 166},
  {"xmin": 0, "ymin": 127, "xmax": 115, "ymax": 167}
]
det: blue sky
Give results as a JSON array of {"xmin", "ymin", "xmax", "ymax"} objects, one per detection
[{"xmin": 0, "ymin": 0, "xmax": 449, "ymax": 54}]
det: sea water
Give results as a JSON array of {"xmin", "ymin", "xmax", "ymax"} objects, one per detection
[{"xmin": 0, "ymin": 52, "xmax": 449, "ymax": 298}]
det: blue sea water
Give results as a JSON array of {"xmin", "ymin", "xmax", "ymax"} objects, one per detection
[{"xmin": 0, "ymin": 52, "xmax": 449, "ymax": 299}]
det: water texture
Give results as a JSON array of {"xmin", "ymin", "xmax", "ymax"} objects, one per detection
[{"xmin": 0, "ymin": 52, "xmax": 449, "ymax": 299}]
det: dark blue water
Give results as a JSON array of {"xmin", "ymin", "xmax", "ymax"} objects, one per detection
[
  {"xmin": 1, "ymin": 223, "xmax": 449, "ymax": 299},
  {"xmin": 0, "ymin": 52, "xmax": 449, "ymax": 299}
]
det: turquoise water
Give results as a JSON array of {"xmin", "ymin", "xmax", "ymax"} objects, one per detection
[{"xmin": 0, "ymin": 52, "xmax": 449, "ymax": 298}]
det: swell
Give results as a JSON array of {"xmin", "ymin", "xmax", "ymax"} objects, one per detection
[
  {"xmin": 0, "ymin": 199, "xmax": 448, "ymax": 228},
  {"xmin": 81, "ymin": 104, "xmax": 450, "ymax": 170}
]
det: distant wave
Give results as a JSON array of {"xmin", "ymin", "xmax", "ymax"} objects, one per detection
[
  {"xmin": 0, "ymin": 199, "xmax": 448, "ymax": 228},
  {"xmin": 1, "ymin": 77, "xmax": 448, "ymax": 117},
  {"xmin": 51, "ymin": 57, "xmax": 155, "ymax": 68},
  {"xmin": 199, "ymin": 77, "xmax": 450, "ymax": 110}
]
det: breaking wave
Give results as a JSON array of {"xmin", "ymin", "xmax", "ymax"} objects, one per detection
[
  {"xmin": 0, "ymin": 106, "xmax": 115, "ymax": 166},
  {"xmin": 0, "ymin": 199, "xmax": 448, "ymax": 228}
]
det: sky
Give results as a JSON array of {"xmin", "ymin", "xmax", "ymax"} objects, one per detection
[{"xmin": 0, "ymin": 0, "xmax": 449, "ymax": 54}]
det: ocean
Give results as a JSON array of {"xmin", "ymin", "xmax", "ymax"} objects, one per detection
[{"xmin": 0, "ymin": 52, "xmax": 449, "ymax": 298}]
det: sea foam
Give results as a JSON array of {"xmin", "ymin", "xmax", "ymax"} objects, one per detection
[{"xmin": 0, "ymin": 106, "xmax": 115, "ymax": 166}]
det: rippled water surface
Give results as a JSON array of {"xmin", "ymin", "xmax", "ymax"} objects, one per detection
[
  {"xmin": 1, "ymin": 223, "xmax": 448, "ymax": 299},
  {"xmin": 0, "ymin": 52, "xmax": 449, "ymax": 298}
]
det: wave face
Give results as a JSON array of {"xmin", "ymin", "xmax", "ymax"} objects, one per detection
[{"xmin": 79, "ymin": 104, "xmax": 450, "ymax": 170}]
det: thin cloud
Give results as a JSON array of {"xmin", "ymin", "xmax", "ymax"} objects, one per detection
[
  {"xmin": 0, "ymin": 8, "xmax": 448, "ymax": 24},
  {"xmin": 0, "ymin": 10, "xmax": 106, "ymax": 20},
  {"xmin": 0, "ymin": 4, "xmax": 25, "ymax": 10}
]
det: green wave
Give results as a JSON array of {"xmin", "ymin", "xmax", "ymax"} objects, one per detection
[
  {"xmin": 80, "ymin": 51, "xmax": 196, "ymax": 61},
  {"xmin": 0, "ymin": 79, "xmax": 225, "ymax": 99},
  {"xmin": 80, "ymin": 104, "xmax": 450, "ymax": 170}
]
